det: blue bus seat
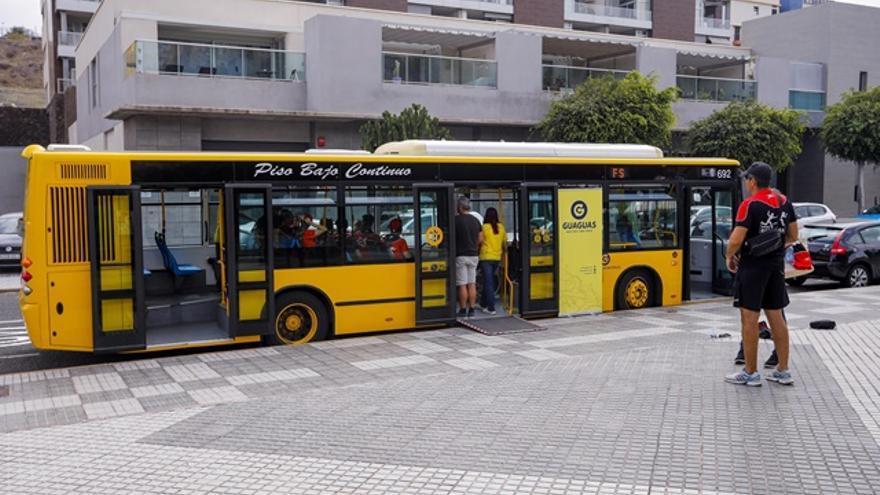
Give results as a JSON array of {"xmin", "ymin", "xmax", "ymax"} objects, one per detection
[{"xmin": 154, "ymin": 232, "xmax": 205, "ymax": 278}]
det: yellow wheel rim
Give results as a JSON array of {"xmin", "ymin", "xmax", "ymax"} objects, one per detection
[
  {"xmin": 275, "ymin": 303, "xmax": 318, "ymax": 345},
  {"xmin": 625, "ymin": 278, "xmax": 649, "ymax": 308}
]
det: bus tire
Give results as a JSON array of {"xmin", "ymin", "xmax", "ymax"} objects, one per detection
[
  {"xmin": 615, "ymin": 268, "xmax": 655, "ymax": 310},
  {"xmin": 269, "ymin": 291, "xmax": 329, "ymax": 346}
]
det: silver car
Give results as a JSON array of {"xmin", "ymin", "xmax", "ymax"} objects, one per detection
[{"xmin": 0, "ymin": 212, "xmax": 22, "ymax": 267}]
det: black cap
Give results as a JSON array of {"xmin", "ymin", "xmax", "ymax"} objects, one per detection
[{"xmin": 741, "ymin": 162, "xmax": 772, "ymax": 185}]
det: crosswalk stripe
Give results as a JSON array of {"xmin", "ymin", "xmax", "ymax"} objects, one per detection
[{"xmin": 0, "ymin": 319, "xmax": 23, "ymax": 324}]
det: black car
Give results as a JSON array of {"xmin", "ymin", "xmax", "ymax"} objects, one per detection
[
  {"xmin": 0, "ymin": 212, "xmax": 22, "ymax": 268},
  {"xmin": 790, "ymin": 221, "xmax": 880, "ymax": 288}
]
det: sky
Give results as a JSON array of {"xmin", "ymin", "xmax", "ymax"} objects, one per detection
[{"xmin": 2, "ymin": 0, "xmax": 880, "ymax": 35}]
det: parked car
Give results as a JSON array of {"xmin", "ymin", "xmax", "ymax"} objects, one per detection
[
  {"xmin": 0, "ymin": 212, "xmax": 22, "ymax": 267},
  {"xmin": 794, "ymin": 202, "xmax": 836, "ymax": 226},
  {"xmin": 790, "ymin": 221, "xmax": 880, "ymax": 288},
  {"xmin": 858, "ymin": 204, "xmax": 880, "ymax": 220},
  {"xmin": 689, "ymin": 206, "xmax": 732, "ymax": 228}
]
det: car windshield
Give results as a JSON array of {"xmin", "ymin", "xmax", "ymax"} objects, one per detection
[
  {"xmin": 0, "ymin": 216, "xmax": 19, "ymax": 235},
  {"xmin": 802, "ymin": 226, "xmax": 842, "ymax": 242}
]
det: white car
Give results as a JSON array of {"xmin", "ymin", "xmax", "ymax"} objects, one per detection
[{"xmin": 794, "ymin": 202, "xmax": 836, "ymax": 226}]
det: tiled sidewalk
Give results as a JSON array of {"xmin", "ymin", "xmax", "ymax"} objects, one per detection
[{"xmin": 1, "ymin": 287, "xmax": 880, "ymax": 494}]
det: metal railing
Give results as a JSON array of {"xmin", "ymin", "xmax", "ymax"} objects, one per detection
[
  {"xmin": 124, "ymin": 40, "xmax": 306, "ymax": 81},
  {"xmin": 56, "ymin": 78, "xmax": 75, "ymax": 93},
  {"xmin": 573, "ymin": 1, "xmax": 651, "ymax": 21},
  {"xmin": 676, "ymin": 75, "xmax": 756, "ymax": 102},
  {"xmin": 697, "ymin": 15, "xmax": 731, "ymax": 30},
  {"xmin": 789, "ymin": 90, "xmax": 826, "ymax": 111},
  {"xmin": 57, "ymin": 31, "xmax": 83, "ymax": 46},
  {"xmin": 543, "ymin": 65, "xmax": 629, "ymax": 91},
  {"xmin": 383, "ymin": 52, "xmax": 497, "ymax": 88}
]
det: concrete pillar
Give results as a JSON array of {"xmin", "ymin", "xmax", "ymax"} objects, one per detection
[
  {"xmin": 636, "ymin": 45, "xmax": 677, "ymax": 89},
  {"xmin": 754, "ymin": 56, "xmax": 790, "ymax": 110},
  {"xmin": 495, "ymin": 31, "xmax": 542, "ymax": 93},
  {"xmin": 304, "ymin": 15, "xmax": 383, "ymax": 114}
]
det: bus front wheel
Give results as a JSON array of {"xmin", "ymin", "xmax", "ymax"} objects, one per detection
[
  {"xmin": 615, "ymin": 269, "xmax": 655, "ymax": 310},
  {"xmin": 270, "ymin": 291, "xmax": 329, "ymax": 346}
]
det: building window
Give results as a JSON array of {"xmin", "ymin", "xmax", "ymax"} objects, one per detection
[
  {"xmin": 772, "ymin": 7, "xmax": 778, "ymax": 14},
  {"xmin": 859, "ymin": 71, "xmax": 868, "ymax": 91},
  {"xmin": 753, "ymin": 6, "xmax": 760, "ymax": 14},
  {"xmin": 89, "ymin": 57, "xmax": 99, "ymax": 108},
  {"xmin": 734, "ymin": 26, "xmax": 741, "ymax": 41}
]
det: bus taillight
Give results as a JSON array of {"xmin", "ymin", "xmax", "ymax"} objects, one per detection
[
  {"xmin": 21, "ymin": 257, "xmax": 32, "ymax": 268},
  {"xmin": 21, "ymin": 271, "xmax": 32, "ymax": 282}
]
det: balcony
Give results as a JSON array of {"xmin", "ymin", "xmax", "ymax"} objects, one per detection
[
  {"xmin": 382, "ymin": 52, "xmax": 497, "ymax": 88},
  {"xmin": 408, "ymin": 0, "xmax": 514, "ymax": 16},
  {"xmin": 543, "ymin": 65, "xmax": 628, "ymax": 91},
  {"xmin": 698, "ymin": 16, "xmax": 731, "ymax": 30},
  {"xmin": 789, "ymin": 90, "xmax": 825, "ymax": 111},
  {"xmin": 124, "ymin": 40, "xmax": 305, "ymax": 82},
  {"xmin": 573, "ymin": 1, "xmax": 651, "ymax": 21},
  {"xmin": 58, "ymin": 31, "xmax": 83, "ymax": 46},
  {"xmin": 55, "ymin": 0, "xmax": 100, "ymax": 14},
  {"xmin": 56, "ymin": 78, "xmax": 75, "ymax": 93},
  {"xmin": 676, "ymin": 75, "xmax": 756, "ymax": 102}
]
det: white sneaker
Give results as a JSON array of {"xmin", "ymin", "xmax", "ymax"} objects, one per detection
[
  {"xmin": 481, "ymin": 307, "xmax": 497, "ymax": 315},
  {"xmin": 724, "ymin": 369, "xmax": 763, "ymax": 387}
]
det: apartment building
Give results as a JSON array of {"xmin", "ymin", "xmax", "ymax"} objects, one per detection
[
  {"xmin": 71, "ymin": 0, "xmax": 780, "ymax": 150},
  {"xmin": 41, "ymin": 0, "xmax": 98, "ymax": 99},
  {"xmin": 743, "ymin": 1, "xmax": 880, "ymax": 215}
]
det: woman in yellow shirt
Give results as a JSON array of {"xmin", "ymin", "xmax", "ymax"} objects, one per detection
[{"xmin": 479, "ymin": 207, "xmax": 506, "ymax": 315}]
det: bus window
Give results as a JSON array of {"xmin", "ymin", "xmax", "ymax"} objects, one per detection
[
  {"xmin": 608, "ymin": 186, "xmax": 678, "ymax": 251},
  {"xmin": 272, "ymin": 187, "xmax": 340, "ymax": 268},
  {"xmin": 141, "ymin": 190, "xmax": 204, "ymax": 246},
  {"xmin": 344, "ymin": 187, "xmax": 415, "ymax": 264}
]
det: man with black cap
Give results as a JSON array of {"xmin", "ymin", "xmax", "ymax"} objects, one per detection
[{"xmin": 724, "ymin": 162, "xmax": 799, "ymax": 387}]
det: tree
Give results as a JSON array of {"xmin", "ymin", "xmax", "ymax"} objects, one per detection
[
  {"xmin": 536, "ymin": 72, "xmax": 678, "ymax": 148},
  {"xmin": 687, "ymin": 101, "xmax": 805, "ymax": 172},
  {"xmin": 821, "ymin": 87, "xmax": 880, "ymax": 212},
  {"xmin": 359, "ymin": 104, "xmax": 452, "ymax": 152}
]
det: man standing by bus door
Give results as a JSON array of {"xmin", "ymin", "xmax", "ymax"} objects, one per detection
[
  {"xmin": 455, "ymin": 196, "xmax": 483, "ymax": 318},
  {"xmin": 724, "ymin": 162, "xmax": 798, "ymax": 387}
]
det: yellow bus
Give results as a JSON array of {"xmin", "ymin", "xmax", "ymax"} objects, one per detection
[{"xmin": 19, "ymin": 141, "xmax": 739, "ymax": 353}]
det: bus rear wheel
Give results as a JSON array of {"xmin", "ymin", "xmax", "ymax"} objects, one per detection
[
  {"xmin": 616, "ymin": 269, "xmax": 655, "ymax": 310},
  {"xmin": 269, "ymin": 292, "xmax": 329, "ymax": 346}
]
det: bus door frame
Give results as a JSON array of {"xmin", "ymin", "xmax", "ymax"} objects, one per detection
[
  {"xmin": 223, "ymin": 184, "xmax": 275, "ymax": 337},
  {"xmin": 413, "ymin": 183, "xmax": 457, "ymax": 325},
  {"xmin": 519, "ymin": 183, "xmax": 560, "ymax": 317},
  {"xmin": 86, "ymin": 185, "xmax": 147, "ymax": 353},
  {"xmin": 683, "ymin": 182, "xmax": 737, "ymax": 300}
]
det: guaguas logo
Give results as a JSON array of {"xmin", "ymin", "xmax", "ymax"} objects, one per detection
[{"xmin": 571, "ymin": 200, "xmax": 588, "ymax": 220}]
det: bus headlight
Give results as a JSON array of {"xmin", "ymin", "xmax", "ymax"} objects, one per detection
[{"xmin": 22, "ymin": 285, "xmax": 32, "ymax": 295}]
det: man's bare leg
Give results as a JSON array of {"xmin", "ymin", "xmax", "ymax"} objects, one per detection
[
  {"xmin": 740, "ymin": 308, "xmax": 761, "ymax": 374},
  {"xmin": 467, "ymin": 283, "xmax": 477, "ymax": 309},
  {"xmin": 765, "ymin": 309, "xmax": 790, "ymax": 370},
  {"xmin": 457, "ymin": 285, "xmax": 468, "ymax": 311}
]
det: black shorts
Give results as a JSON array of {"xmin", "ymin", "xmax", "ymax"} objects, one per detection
[{"xmin": 733, "ymin": 264, "xmax": 789, "ymax": 311}]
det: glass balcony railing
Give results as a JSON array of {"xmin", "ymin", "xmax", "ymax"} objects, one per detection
[
  {"xmin": 698, "ymin": 16, "xmax": 731, "ymax": 30},
  {"xmin": 676, "ymin": 75, "xmax": 756, "ymax": 102},
  {"xmin": 383, "ymin": 52, "xmax": 497, "ymax": 88},
  {"xmin": 124, "ymin": 40, "xmax": 306, "ymax": 81},
  {"xmin": 573, "ymin": 1, "xmax": 651, "ymax": 21},
  {"xmin": 57, "ymin": 31, "xmax": 83, "ymax": 46},
  {"xmin": 543, "ymin": 65, "xmax": 629, "ymax": 91},
  {"xmin": 56, "ymin": 78, "xmax": 74, "ymax": 93},
  {"xmin": 789, "ymin": 90, "xmax": 826, "ymax": 111}
]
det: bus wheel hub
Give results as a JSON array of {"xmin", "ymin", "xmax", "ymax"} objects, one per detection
[
  {"xmin": 285, "ymin": 314, "xmax": 303, "ymax": 331},
  {"xmin": 626, "ymin": 279, "xmax": 648, "ymax": 307}
]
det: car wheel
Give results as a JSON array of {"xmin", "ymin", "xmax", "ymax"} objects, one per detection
[
  {"xmin": 843, "ymin": 264, "xmax": 871, "ymax": 288},
  {"xmin": 786, "ymin": 276, "xmax": 808, "ymax": 287}
]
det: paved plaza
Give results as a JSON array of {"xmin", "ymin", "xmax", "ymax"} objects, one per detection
[{"xmin": 2, "ymin": 287, "xmax": 880, "ymax": 494}]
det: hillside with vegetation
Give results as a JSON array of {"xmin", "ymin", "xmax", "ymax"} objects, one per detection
[{"xmin": 0, "ymin": 29, "xmax": 45, "ymax": 108}]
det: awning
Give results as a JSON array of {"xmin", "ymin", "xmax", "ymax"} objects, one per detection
[
  {"xmin": 383, "ymin": 23, "xmax": 495, "ymax": 50},
  {"xmin": 674, "ymin": 46, "xmax": 751, "ymax": 61}
]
